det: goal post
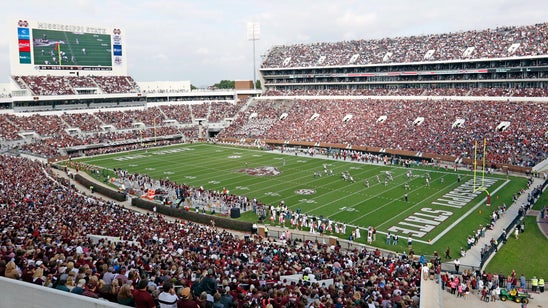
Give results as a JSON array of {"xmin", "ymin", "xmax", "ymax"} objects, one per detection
[{"xmin": 473, "ymin": 138, "xmax": 491, "ymax": 205}]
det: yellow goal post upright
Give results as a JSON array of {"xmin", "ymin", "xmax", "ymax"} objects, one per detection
[{"xmin": 473, "ymin": 138, "xmax": 491, "ymax": 205}]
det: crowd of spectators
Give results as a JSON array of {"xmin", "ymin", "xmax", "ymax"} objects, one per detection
[
  {"xmin": 0, "ymin": 154, "xmax": 422, "ymax": 307},
  {"xmin": 157, "ymin": 105, "xmax": 193, "ymax": 124},
  {"xmin": 60, "ymin": 112, "xmax": 103, "ymax": 132},
  {"xmin": 208, "ymin": 102, "xmax": 243, "ymax": 123},
  {"xmin": 5, "ymin": 114, "xmax": 65, "ymax": 137},
  {"xmin": 0, "ymin": 107, "xmax": 201, "ymax": 158},
  {"xmin": 219, "ymin": 98, "xmax": 547, "ymax": 167},
  {"xmin": 0, "ymin": 97, "xmax": 545, "ymax": 167},
  {"xmin": 439, "ymin": 267, "xmax": 533, "ymax": 303},
  {"xmin": 191, "ymin": 102, "xmax": 210, "ymax": 119},
  {"xmin": 262, "ymin": 23, "xmax": 548, "ymax": 68},
  {"xmin": 12, "ymin": 76, "xmax": 140, "ymax": 96},
  {"xmin": 90, "ymin": 76, "xmax": 139, "ymax": 94},
  {"xmin": 94, "ymin": 110, "xmax": 147, "ymax": 130},
  {"xmin": 219, "ymin": 100, "xmax": 296, "ymax": 139},
  {"xmin": 263, "ymin": 86, "xmax": 548, "ymax": 98},
  {"xmin": 68, "ymin": 76, "xmax": 98, "ymax": 89},
  {"xmin": 0, "ymin": 118, "xmax": 21, "ymax": 141},
  {"xmin": 17, "ymin": 76, "xmax": 76, "ymax": 96},
  {"xmin": 80, "ymin": 139, "xmax": 183, "ymax": 156},
  {"xmin": 19, "ymin": 132, "xmax": 83, "ymax": 157}
]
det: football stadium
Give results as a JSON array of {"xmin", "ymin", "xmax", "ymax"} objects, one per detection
[{"xmin": 0, "ymin": 17, "xmax": 547, "ymax": 308}]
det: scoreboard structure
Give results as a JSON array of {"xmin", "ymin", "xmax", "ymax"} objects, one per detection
[{"xmin": 10, "ymin": 19, "xmax": 128, "ymax": 76}]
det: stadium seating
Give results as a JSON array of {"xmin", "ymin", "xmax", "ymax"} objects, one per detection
[
  {"xmin": 12, "ymin": 75, "xmax": 139, "ymax": 96},
  {"xmin": 0, "ymin": 96, "xmax": 545, "ymax": 167},
  {"xmin": 262, "ymin": 23, "xmax": 548, "ymax": 68},
  {"xmin": 218, "ymin": 99, "xmax": 547, "ymax": 167},
  {"xmin": 2, "ymin": 20, "xmax": 548, "ymax": 307},
  {"xmin": 263, "ymin": 86, "xmax": 548, "ymax": 98},
  {"xmin": 0, "ymin": 154, "xmax": 421, "ymax": 307}
]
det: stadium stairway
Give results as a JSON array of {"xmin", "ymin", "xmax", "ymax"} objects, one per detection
[{"xmin": 442, "ymin": 176, "xmax": 545, "ymax": 273}]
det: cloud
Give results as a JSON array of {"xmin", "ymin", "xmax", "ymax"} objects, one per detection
[
  {"xmin": 152, "ymin": 53, "xmax": 168, "ymax": 62},
  {"xmin": 1, "ymin": 0, "xmax": 548, "ymax": 87},
  {"xmin": 193, "ymin": 48, "xmax": 211, "ymax": 56}
]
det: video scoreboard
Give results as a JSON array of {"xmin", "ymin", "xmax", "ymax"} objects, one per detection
[{"xmin": 10, "ymin": 19, "xmax": 127, "ymax": 76}]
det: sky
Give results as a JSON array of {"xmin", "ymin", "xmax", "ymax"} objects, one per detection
[{"xmin": 1, "ymin": 0, "xmax": 548, "ymax": 88}]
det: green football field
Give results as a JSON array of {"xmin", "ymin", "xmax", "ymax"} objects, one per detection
[
  {"xmin": 73, "ymin": 143, "xmax": 528, "ymax": 257},
  {"xmin": 32, "ymin": 29, "xmax": 112, "ymax": 67}
]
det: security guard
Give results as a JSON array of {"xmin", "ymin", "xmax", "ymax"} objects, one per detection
[
  {"xmin": 539, "ymin": 277, "xmax": 545, "ymax": 293},
  {"xmin": 531, "ymin": 276, "xmax": 538, "ymax": 293}
]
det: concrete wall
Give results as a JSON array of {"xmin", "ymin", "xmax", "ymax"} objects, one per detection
[{"xmin": 0, "ymin": 276, "xmax": 124, "ymax": 308}]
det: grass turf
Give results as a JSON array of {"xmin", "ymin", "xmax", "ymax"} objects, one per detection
[
  {"xmin": 485, "ymin": 216, "xmax": 548, "ymax": 279},
  {"xmin": 72, "ymin": 143, "xmax": 529, "ymax": 260}
]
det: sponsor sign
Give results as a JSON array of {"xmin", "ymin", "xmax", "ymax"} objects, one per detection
[
  {"xmin": 18, "ymin": 27, "xmax": 30, "ymax": 40},
  {"xmin": 113, "ymin": 44, "xmax": 122, "ymax": 56},
  {"xmin": 18, "ymin": 39, "xmax": 30, "ymax": 52},
  {"xmin": 19, "ymin": 52, "xmax": 31, "ymax": 64}
]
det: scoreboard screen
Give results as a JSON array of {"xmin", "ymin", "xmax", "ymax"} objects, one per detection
[
  {"xmin": 11, "ymin": 19, "xmax": 127, "ymax": 76},
  {"xmin": 32, "ymin": 29, "xmax": 113, "ymax": 69}
]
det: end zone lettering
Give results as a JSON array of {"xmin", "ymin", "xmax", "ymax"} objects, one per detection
[
  {"xmin": 387, "ymin": 178, "xmax": 497, "ymax": 238},
  {"xmin": 431, "ymin": 178, "xmax": 497, "ymax": 208},
  {"xmin": 387, "ymin": 208, "xmax": 453, "ymax": 238}
]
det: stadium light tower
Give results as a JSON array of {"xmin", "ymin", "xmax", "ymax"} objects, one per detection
[{"xmin": 247, "ymin": 22, "xmax": 260, "ymax": 90}]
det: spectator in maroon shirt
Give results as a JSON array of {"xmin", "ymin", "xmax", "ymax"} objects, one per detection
[{"xmin": 133, "ymin": 279, "xmax": 157, "ymax": 308}]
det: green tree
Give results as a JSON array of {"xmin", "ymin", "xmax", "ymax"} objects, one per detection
[{"xmin": 212, "ymin": 80, "xmax": 235, "ymax": 89}]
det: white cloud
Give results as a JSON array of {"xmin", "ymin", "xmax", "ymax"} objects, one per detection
[
  {"xmin": 1, "ymin": 0, "xmax": 548, "ymax": 86},
  {"xmin": 193, "ymin": 48, "xmax": 211, "ymax": 56},
  {"xmin": 152, "ymin": 53, "xmax": 168, "ymax": 62}
]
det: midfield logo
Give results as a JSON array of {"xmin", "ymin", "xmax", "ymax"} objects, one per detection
[
  {"xmin": 238, "ymin": 166, "xmax": 281, "ymax": 176},
  {"xmin": 295, "ymin": 189, "xmax": 316, "ymax": 195}
]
